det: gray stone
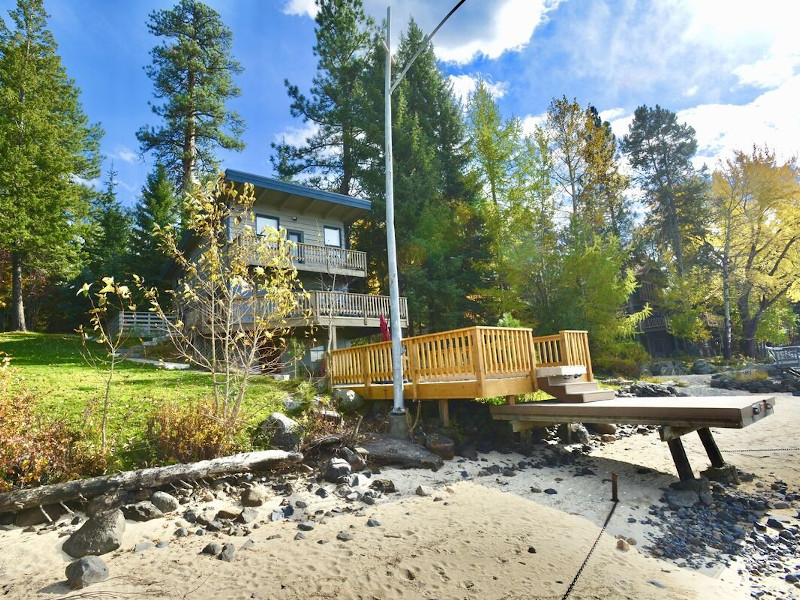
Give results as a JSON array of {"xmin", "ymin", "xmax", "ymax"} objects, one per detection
[
  {"xmin": 215, "ymin": 507, "xmax": 242, "ymax": 521},
  {"xmin": 121, "ymin": 501, "xmax": 163, "ymax": 522},
  {"xmin": 570, "ymin": 423, "xmax": 591, "ymax": 445},
  {"xmin": 258, "ymin": 412, "xmax": 304, "ymax": 451},
  {"xmin": 156, "ymin": 541, "xmax": 169, "ymax": 549},
  {"xmin": 325, "ymin": 458, "xmax": 352, "ymax": 483},
  {"xmin": 237, "ymin": 508, "xmax": 259, "ymax": 524},
  {"xmin": 366, "ymin": 518, "xmax": 381, "ymax": 527},
  {"xmin": 201, "ymin": 542, "xmax": 222, "ymax": 556},
  {"xmin": 370, "ymin": 479, "xmax": 396, "ymax": 494},
  {"xmin": 416, "ymin": 485, "xmax": 434, "ymax": 497},
  {"xmin": 359, "ymin": 434, "xmax": 444, "ymax": 471},
  {"xmin": 241, "ymin": 486, "xmax": 269, "ymax": 507},
  {"xmin": 691, "ymin": 359, "xmax": 716, "ymax": 375},
  {"xmin": 150, "ymin": 491, "xmax": 179, "ymax": 514},
  {"xmin": 134, "ymin": 541, "xmax": 154, "ymax": 553},
  {"xmin": 338, "ymin": 446, "xmax": 367, "ymax": 471},
  {"xmin": 333, "ymin": 388, "xmax": 364, "ymax": 412},
  {"xmin": 336, "ymin": 530, "xmax": 354, "ymax": 542},
  {"xmin": 218, "ymin": 543, "xmax": 236, "ymax": 562},
  {"xmin": 65, "ymin": 556, "xmax": 108, "ymax": 589},
  {"xmin": 174, "ymin": 528, "xmax": 188, "ymax": 538},
  {"xmin": 587, "ymin": 422, "xmax": 617, "ymax": 435},
  {"xmin": 665, "ymin": 490, "xmax": 700, "ymax": 509},
  {"xmin": 86, "ymin": 491, "xmax": 126, "ymax": 518},
  {"xmin": 294, "ymin": 532, "xmax": 306, "ymax": 540},
  {"xmin": 62, "ymin": 510, "xmax": 125, "ymax": 558},
  {"xmin": 701, "ymin": 464, "xmax": 740, "ymax": 485},
  {"xmin": 298, "ymin": 521, "xmax": 315, "ymax": 531}
]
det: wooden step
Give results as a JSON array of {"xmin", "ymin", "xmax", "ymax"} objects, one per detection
[
  {"xmin": 536, "ymin": 377, "xmax": 617, "ymax": 403},
  {"xmin": 567, "ymin": 389, "xmax": 617, "ymax": 403},
  {"xmin": 540, "ymin": 379, "xmax": 598, "ymax": 393}
]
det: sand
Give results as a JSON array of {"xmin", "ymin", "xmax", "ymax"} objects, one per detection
[{"xmin": 1, "ymin": 379, "xmax": 798, "ymax": 600}]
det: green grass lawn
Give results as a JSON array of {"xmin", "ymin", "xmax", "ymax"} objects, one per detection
[{"xmin": 0, "ymin": 332, "xmax": 296, "ymax": 468}]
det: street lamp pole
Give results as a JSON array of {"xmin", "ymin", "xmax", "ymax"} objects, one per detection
[{"xmin": 384, "ymin": 2, "xmax": 467, "ymax": 434}]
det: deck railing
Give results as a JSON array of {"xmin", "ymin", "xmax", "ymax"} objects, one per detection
[
  {"xmin": 294, "ymin": 291, "xmax": 408, "ymax": 324},
  {"xmin": 531, "ymin": 330, "xmax": 593, "ymax": 381},
  {"xmin": 331, "ymin": 326, "xmax": 538, "ymax": 397},
  {"xmin": 244, "ymin": 238, "xmax": 367, "ymax": 275},
  {"xmin": 109, "ymin": 311, "xmax": 175, "ymax": 338}
]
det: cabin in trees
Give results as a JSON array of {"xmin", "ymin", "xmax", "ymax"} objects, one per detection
[{"xmin": 224, "ymin": 169, "xmax": 407, "ymax": 372}]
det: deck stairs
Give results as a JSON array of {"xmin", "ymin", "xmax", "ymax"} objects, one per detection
[{"xmin": 536, "ymin": 366, "xmax": 616, "ymax": 403}]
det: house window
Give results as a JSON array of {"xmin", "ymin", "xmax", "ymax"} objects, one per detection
[
  {"xmin": 310, "ymin": 345, "xmax": 326, "ymax": 363},
  {"xmin": 287, "ymin": 230, "xmax": 303, "ymax": 244},
  {"xmin": 256, "ymin": 214, "xmax": 279, "ymax": 235},
  {"xmin": 323, "ymin": 226, "xmax": 342, "ymax": 248}
]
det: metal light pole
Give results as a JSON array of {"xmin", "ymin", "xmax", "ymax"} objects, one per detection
[{"xmin": 384, "ymin": 2, "xmax": 467, "ymax": 436}]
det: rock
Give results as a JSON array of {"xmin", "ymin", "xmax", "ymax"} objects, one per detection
[
  {"xmin": 570, "ymin": 424, "xmax": 591, "ymax": 445},
  {"xmin": 122, "ymin": 502, "xmax": 164, "ymax": 522},
  {"xmin": 366, "ymin": 518, "xmax": 381, "ymax": 527},
  {"xmin": 14, "ymin": 504, "xmax": 62, "ymax": 527},
  {"xmin": 86, "ymin": 491, "xmax": 126, "ymax": 518},
  {"xmin": 587, "ymin": 422, "xmax": 617, "ymax": 435},
  {"xmin": 370, "ymin": 479, "xmax": 396, "ymax": 494},
  {"xmin": 65, "ymin": 556, "xmax": 109, "ymax": 589},
  {"xmin": 544, "ymin": 488, "xmax": 558, "ymax": 495},
  {"xmin": 150, "ymin": 491, "xmax": 179, "ymax": 513},
  {"xmin": 325, "ymin": 458, "xmax": 352, "ymax": 483},
  {"xmin": 218, "ymin": 543, "xmax": 236, "ymax": 562},
  {"xmin": 241, "ymin": 486, "xmax": 269, "ymax": 507},
  {"xmin": 360, "ymin": 434, "xmax": 444, "ymax": 471},
  {"xmin": 215, "ymin": 507, "xmax": 242, "ymax": 521},
  {"xmin": 333, "ymin": 388, "xmax": 364, "ymax": 412},
  {"xmin": 201, "ymin": 542, "xmax": 222, "ymax": 556},
  {"xmin": 315, "ymin": 488, "xmax": 329, "ymax": 498},
  {"xmin": 156, "ymin": 541, "xmax": 169, "ymax": 549},
  {"xmin": 336, "ymin": 530, "xmax": 354, "ymax": 542},
  {"xmin": 455, "ymin": 442, "xmax": 479, "ymax": 461},
  {"xmin": 337, "ymin": 446, "xmax": 367, "ymax": 471},
  {"xmin": 616, "ymin": 538, "xmax": 630, "ymax": 551},
  {"xmin": 175, "ymin": 528, "xmax": 188, "ymax": 538},
  {"xmin": 257, "ymin": 412, "xmax": 304, "ymax": 451},
  {"xmin": 416, "ymin": 485, "xmax": 434, "ymax": 497},
  {"xmin": 665, "ymin": 490, "xmax": 700, "ymax": 509},
  {"xmin": 134, "ymin": 541, "xmax": 154, "ymax": 553},
  {"xmin": 294, "ymin": 532, "xmax": 306, "ymax": 541},
  {"xmin": 600, "ymin": 434, "xmax": 616, "ymax": 442},
  {"xmin": 237, "ymin": 508, "xmax": 259, "ymax": 524},
  {"xmin": 691, "ymin": 359, "xmax": 716, "ymax": 375},
  {"xmin": 298, "ymin": 521, "xmax": 315, "ymax": 531},
  {"xmin": 62, "ymin": 510, "xmax": 125, "ymax": 558},
  {"xmin": 701, "ymin": 464, "xmax": 740, "ymax": 485},
  {"xmin": 766, "ymin": 518, "xmax": 785, "ymax": 530},
  {"xmin": 425, "ymin": 433, "xmax": 456, "ymax": 460}
]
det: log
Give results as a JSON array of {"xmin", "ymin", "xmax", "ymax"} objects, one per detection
[{"xmin": 0, "ymin": 450, "xmax": 302, "ymax": 514}]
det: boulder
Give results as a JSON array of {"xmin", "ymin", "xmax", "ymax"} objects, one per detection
[
  {"xmin": 15, "ymin": 504, "xmax": 62, "ymax": 527},
  {"xmin": 359, "ymin": 433, "xmax": 444, "ymax": 471},
  {"xmin": 337, "ymin": 446, "xmax": 367, "ymax": 471},
  {"xmin": 425, "ymin": 433, "xmax": 456, "ymax": 460},
  {"xmin": 241, "ymin": 486, "xmax": 269, "ymax": 507},
  {"xmin": 333, "ymin": 388, "xmax": 364, "ymax": 412},
  {"xmin": 62, "ymin": 510, "xmax": 125, "ymax": 558},
  {"xmin": 649, "ymin": 361, "xmax": 688, "ymax": 376},
  {"xmin": 258, "ymin": 413, "xmax": 304, "ymax": 451},
  {"xmin": 150, "ymin": 491, "xmax": 179, "ymax": 514},
  {"xmin": 324, "ymin": 458, "xmax": 352, "ymax": 483},
  {"xmin": 86, "ymin": 491, "xmax": 126, "ymax": 518},
  {"xmin": 587, "ymin": 422, "xmax": 617, "ymax": 435},
  {"xmin": 121, "ymin": 501, "xmax": 164, "ymax": 522},
  {"xmin": 691, "ymin": 359, "xmax": 716, "ymax": 375},
  {"xmin": 65, "ymin": 556, "xmax": 109, "ymax": 589}
]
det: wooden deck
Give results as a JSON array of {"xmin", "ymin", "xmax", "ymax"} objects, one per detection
[{"xmin": 330, "ymin": 327, "xmax": 593, "ymax": 400}]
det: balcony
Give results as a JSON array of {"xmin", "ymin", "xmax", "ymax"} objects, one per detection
[
  {"xmin": 639, "ymin": 315, "xmax": 669, "ymax": 332},
  {"xmin": 247, "ymin": 240, "xmax": 367, "ymax": 278},
  {"xmin": 231, "ymin": 290, "xmax": 408, "ymax": 329}
]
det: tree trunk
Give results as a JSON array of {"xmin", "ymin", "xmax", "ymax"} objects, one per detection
[
  {"xmin": 740, "ymin": 318, "xmax": 759, "ymax": 358},
  {"xmin": 0, "ymin": 449, "xmax": 302, "ymax": 514},
  {"xmin": 11, "ymin": 252, "xmax": 26, "ymax": 332}
]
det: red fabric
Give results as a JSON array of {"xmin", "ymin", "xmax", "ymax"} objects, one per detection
[{"xmin": 379, "ymin": 314, "xmax": 391, "ymax": 341}]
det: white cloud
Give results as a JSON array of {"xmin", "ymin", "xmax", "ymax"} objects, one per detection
[
  {"xmin": 520, "ymin": 113, "xmax": 547, "ymax": 137},
  {"xmin": 447, "ymin": 74, "xmax": 508, "ymax": 104},
  {"xmin": 685, "ymin": 85, "xmax": 698, "ymax": 97},
  {"xmin": 113, "ymin": 145, "xmax": 137, "ymax": 164},
  {"xmin": 281, "ymin": 0, "xmax": 317, "ymax": 18},
  {"xmin": 274, "ymin": 121, "xmax": 319, "ymax": 148}
]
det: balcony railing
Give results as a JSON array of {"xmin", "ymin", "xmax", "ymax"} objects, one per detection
[
  {"xmin": 245, "ymin": 239, "xmax": 367, "ymax": 277},
  {"xmin": 639, "ymin": 315, "xmax": 669, "ymax": 332},
  {"xmin": 294, "ymin": 290, "xmax": 407, "ymax": 326}
]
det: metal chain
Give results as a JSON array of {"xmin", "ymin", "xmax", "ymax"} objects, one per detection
[
  {"xmin": 561, "ymin": 500, "xmax": 619, "ymax": 600},
  {"xmin": 722, "ymin": 447, "xmax": 800, "ymax": 453}
]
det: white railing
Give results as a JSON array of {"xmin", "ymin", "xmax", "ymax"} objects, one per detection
[
  {"xmin": 290, "ymin": 242, "xmax": 367, "ymax": 274},
  {"xmin": 294, "ymin": 291, "xmax": 407, "ymax": 323}
]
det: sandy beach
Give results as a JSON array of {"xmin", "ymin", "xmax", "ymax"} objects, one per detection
[{"xmin": 1, "ymin": 378, "xmax": 798, "ymax": 600}]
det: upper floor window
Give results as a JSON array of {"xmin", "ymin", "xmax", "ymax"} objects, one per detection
[
  {"xmin": 256, "ymin": 214, "xmax": 279, "ymax": 235},
  {"xmin": 324, "ymin": 226, "xmax": 342, "ymax": 248}
]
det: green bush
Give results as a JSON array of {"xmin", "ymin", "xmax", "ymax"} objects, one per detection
[{"xmin": 593, "ymin": 340, "xmax": 650, "ymax": 378}]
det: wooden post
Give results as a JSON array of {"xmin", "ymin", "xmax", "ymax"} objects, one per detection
[
  {"xmin": 527, "ymin": 330, "xmax": 538, "ymax": 391},
  {"xmin": 407, "ymin": 338, "xmax": 419, "ymax": 400},
  {"xmin": 361, "ymin": 346, "xmax": 371, "ymax": 396},
  {"xmin": 582, "ymin": 331, "xmax": 593, "ymax": 382},
  {"xmin": 611, "ymin": 473, "xmax": 618, "ymax": 502},
  {"xmin": 505, "ymin": 395, "xmax": 516, "ymax": 406},
  {"xmin": 667, "ymin": 437, "xmax": 695, "ymax": 481},
  {"xmin": 697, "ymin": 428, "xmax": 725, "ymax": 468},
  {"xmin": 472, "ymin": 327, "xmax": 487, "ymax": 398},
  {"xmin": 438, "ymin": 399, "xmax": 450, "ymax": 427}
]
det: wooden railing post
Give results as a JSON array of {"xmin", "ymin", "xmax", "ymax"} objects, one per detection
[
  {"xmin": 582, "ymin": 332, "xmax": 594, "ymax": 381},
  {"xmin": 471, "ymin": 327, "xmax": 487, "ymax": 398},
  {"xmin": 407, "ymin": 338, "xmax": 419, "ymax": 400},
  {"xmin": 527, "ymin": 330, "xmax": 538, "ymax": 390},
  {"xmin": 360, "ymin": 346, "xmax": 371, "ymax": 395}
]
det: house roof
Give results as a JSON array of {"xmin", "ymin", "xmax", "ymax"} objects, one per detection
[{"xmin": 225, "ymin": 169, "xmax": 371, "ymax": 222}]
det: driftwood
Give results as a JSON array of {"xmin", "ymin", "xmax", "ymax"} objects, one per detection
[{"xmin": 0, "ymin": 450, "xmax": 302, "ymax": 514}]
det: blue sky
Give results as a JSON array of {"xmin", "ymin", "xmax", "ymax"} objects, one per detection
[{"xmin": 2, "ymin": 0, "xmax": 798, "ymax": 206}]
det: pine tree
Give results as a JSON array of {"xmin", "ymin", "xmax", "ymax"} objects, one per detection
[
  {"xmin": 271, "ymin": 0, "xmax": 374, "ymax": 196},
  {"xmin": 0, "ymin": 0, "xmax": 102, "ymax": 331},
  {"xmin": 84, "ymin": 165, "xmax": 132, "ymax": 280},
  {"xmin": 137, "ymin": 0, "xmax": 244, "ymax": 198},
  {"xmin": 127, "ymin": 163, "xmax": 180, "ymax": 290}
]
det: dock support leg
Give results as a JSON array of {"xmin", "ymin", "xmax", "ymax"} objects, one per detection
[
  {"xmin": 438, "ymin": 399, "xmax": 450, "ymax": 428},
  {"xmin": 697, "ymin": 428, "xmax": 725, "ymax": 468},
  {"xmin": 667, "ymin": 437, "xmax": 695, "ymax": 481}
]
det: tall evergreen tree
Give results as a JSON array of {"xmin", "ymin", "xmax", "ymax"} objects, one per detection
[
  {"xmin": 0, "ymin": 0, "xmax": 102, "ymax": 331},
  {"xmin": 621, "ymin": 105, "xmax": 704, "ymax": 275},
  {"xmin": 271, "ymin": 0, "xmax": 374, "ymax": 196},
  {"xmin": 127, "ymin": 163, "xmax": 180, "ymax": 289},
  {"xmin": 137, "ymin": 0, "xmax": 244, "ymax": 198},
  {"xmin": 84, "ymin": 165, "xmax": 132, "ymax": 280}
]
